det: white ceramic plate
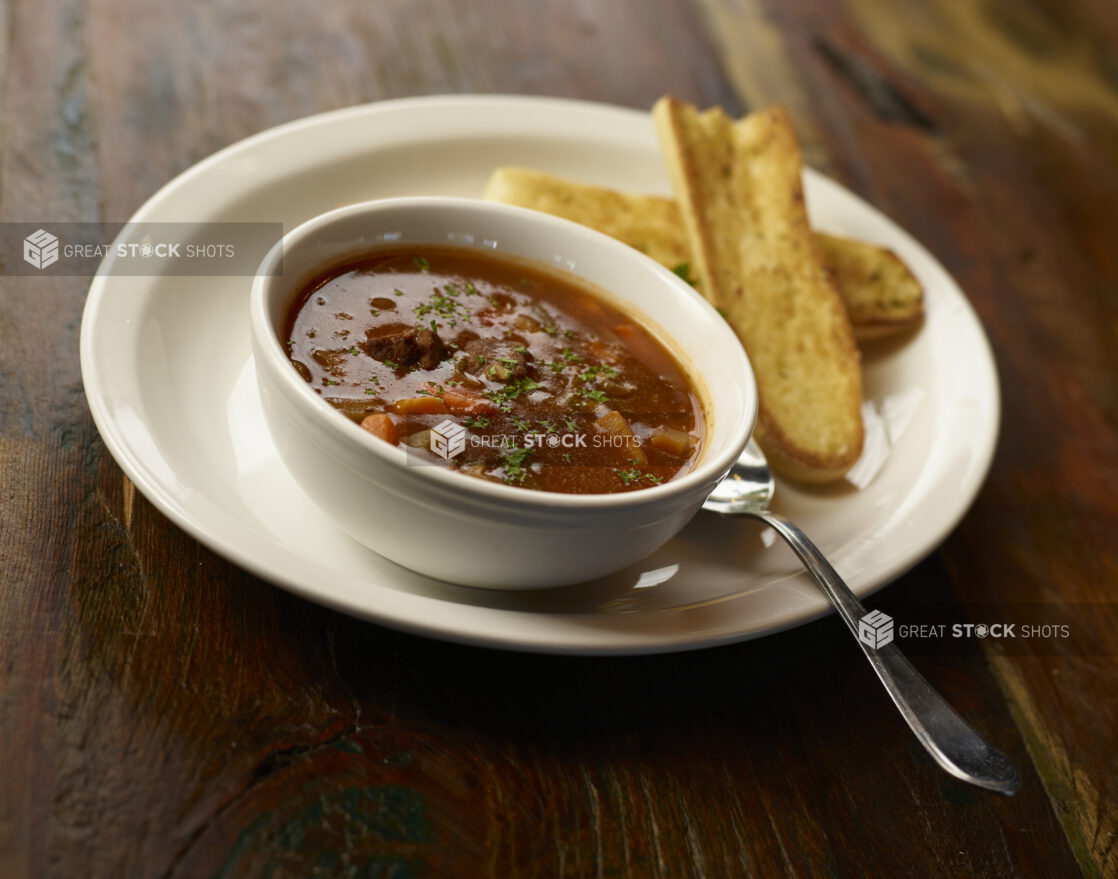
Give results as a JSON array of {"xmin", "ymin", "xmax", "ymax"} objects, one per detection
[{"xmin": 80, "ymin": 96, "xmax": 999, "ymax": 654}]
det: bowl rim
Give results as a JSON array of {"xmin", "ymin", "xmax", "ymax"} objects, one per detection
[{"xmin": 249, "ymin": 196, "xmax": 757, "ymax": 511}]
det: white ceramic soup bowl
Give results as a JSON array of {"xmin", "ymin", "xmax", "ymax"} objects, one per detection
[{"xmin": 250, "ymin": 197, "xmax": 756, "ymax": 588}]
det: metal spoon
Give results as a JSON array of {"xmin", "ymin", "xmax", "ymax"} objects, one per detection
[{"xmin": 703, "ymin": 439, "xmax": 1021, "ymax": 795}]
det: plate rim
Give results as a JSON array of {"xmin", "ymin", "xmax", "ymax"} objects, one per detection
[{"xmin": 80, "ymin": 94, "xmax": 1001, "ymax": 654}]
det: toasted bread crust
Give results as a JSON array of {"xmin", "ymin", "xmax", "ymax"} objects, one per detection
[
  {"xmin": 652, "ymin": 98, "xmax": 863, "ymax": 482},
  {"xmin": 483, "ymin": 168, "xmax": 691, "ymax": 270},
  {"xmin": 482, "ymin": 167, "xmax": 923, "ymax": 340},
  {"xmin": 815, "ymin": 233, "xmax": 924, "ymax": 341}
]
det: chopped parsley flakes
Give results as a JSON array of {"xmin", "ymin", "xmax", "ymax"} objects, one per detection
[
  {"xmin": 616, "ymin": 468, "xmax": 663, "ymax": 487},
  {"xmin": 485, "ymin": 377, "xmax": 541, "ymax": 411},
  {"xmin": 415, "ymin": 289, "xmax": 470, "ymax": 328},
  {"xmin": 501, "ymin": 447, "xmax": 534, "ymax": 483}
]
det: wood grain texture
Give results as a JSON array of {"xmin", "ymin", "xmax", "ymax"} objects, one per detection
[
  {"xmin": 699, "ymin": 1, "xmax": 1118, "ymax": 875},
  {"xmin": 1, "ymin": 0, "xmax": 1115, "ymax": 876}
]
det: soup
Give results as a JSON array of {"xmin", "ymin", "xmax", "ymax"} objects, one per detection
[{"xmin": 283, "ymin": 247, "xmax": 704, "ymax": 494}]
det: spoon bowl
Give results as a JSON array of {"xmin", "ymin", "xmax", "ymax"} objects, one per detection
[{"xmin": 702, "ymin": 437, "xmax": 775, "ymax": 513}]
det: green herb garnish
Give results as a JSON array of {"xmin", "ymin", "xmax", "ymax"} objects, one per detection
[
  {"xmin": 671, "ymin": 262, "xmax": 698, "ymax": 286},
  {"xmin": 415, "ymin": 290, "xmax": 468, "ymax": 327},
  {"xmin": 501, "ymin": 447, "xmax": 534, "ymax": 483},
  {"xmin": 616, "ymin": 468, "xmax": 642, "ymax": 486},
  {"xmin": 617, "ymin": 467, "xmax": 661, "ymax": 486},
  {"xmin": 484, "ymin": 377, "xmax": 542, "ymax": 411}
]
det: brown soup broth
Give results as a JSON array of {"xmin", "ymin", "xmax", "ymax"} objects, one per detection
[{"xmin": 284, "ymin": 247, "xmax": 704, "ymax": 494}]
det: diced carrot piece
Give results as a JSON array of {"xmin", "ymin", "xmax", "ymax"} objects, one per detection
[
  {"xmin": 360, "ymin": 413, "xmax": 398, "ymax": 445},
  {"xmin": 392, "ymin": 396, "xmax": 448, "ymax": 415},
  {"xmin": 593, "ymin": 410, "xmax": 648, "ymax": 465},
  {"xmin": 648, "ymin": 426, "xmax": 694, "ymax": 456},
  {"xmin": 424, "ymin": 384, "xmax": 495, "ymax": 416}
]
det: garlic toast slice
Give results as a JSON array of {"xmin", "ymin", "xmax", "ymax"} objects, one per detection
[
  {"xmin": 483, "ymin": 166, "xmax": 923, "ymax": 341},
  {"xmin": 652, "ymin": 98, "xmax": 863, "ymax": 482},
  {"xmin": 815, "ymin": 233, "xmax": 924, "ymax": 340}
]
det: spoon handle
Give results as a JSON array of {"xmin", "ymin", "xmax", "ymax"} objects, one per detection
[{"xmin": 751, "ymin": 510, "xmax": 1020, "ymax": 795}]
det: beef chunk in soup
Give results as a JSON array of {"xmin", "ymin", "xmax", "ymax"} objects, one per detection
[
  {"xmin": 363, "ymin": 326, "xmax": 446, "ymax": 370},
  {"xmin": 458, "ymin": 337, "xmax": 534, "ymax": 383}
]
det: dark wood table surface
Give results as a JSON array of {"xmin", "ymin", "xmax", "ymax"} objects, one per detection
[{"xmin": 3, "ymin": 0, "xmax": 1117, "ymax": 876}]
